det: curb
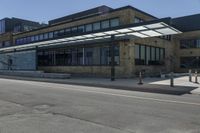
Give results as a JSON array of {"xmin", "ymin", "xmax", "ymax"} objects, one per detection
[{"xmin": 0, "ymin": 75, "xmax": 194, "ymax": 95}]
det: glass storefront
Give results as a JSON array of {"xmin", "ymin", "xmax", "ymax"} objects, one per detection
[{"xmin": 37, "ymin": 45, "xmax": 120, "ymax": 66}]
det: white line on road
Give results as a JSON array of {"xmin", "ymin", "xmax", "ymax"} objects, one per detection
[{"xmin": 1, "ymin": 78, "xmax": 200, "ymax": 107}]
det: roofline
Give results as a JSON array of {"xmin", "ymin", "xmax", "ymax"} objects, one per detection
[
  {"xmin": 116, "ymin": 5, "xmax": 157, "ymax": 19},
  {"xmin": 49, "ymin": 5, "xmax": 113, "ymax": 25},
  {"xmin": 14, "ymin": 5, "xmax": 157, "ymax": 36}
]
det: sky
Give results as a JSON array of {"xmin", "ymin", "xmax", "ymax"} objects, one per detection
[{"xmin": 0, "ymin": 0, "xmax": 200, "ymax": 24}]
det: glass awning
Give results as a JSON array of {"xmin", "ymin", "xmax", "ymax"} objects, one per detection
[{"xmin": 0, "ymin": 18, "xmax": 182, "ymax": 52}]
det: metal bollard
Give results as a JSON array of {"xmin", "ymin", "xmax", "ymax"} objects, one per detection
[
  {"xmin": 170, "ymin": 72, "xmax": 174, "ymax": 87},
  {"xmin": 138, "ymin": 72, "xmax": 143, "ymax": 85},
  {"xmin": 195, "ymin": 70, "xmax": 198, "ymax": 83},
  {"xmin": 189, "ymin": 69, "xmax": 192, "ymax": 82}
]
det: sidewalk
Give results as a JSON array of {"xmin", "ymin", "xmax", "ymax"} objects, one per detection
[{"xmin": 0, "ymin": 75, "xmax": 199, "ymax": 95}]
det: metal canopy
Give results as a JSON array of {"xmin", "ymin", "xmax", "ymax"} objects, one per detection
[{"xmin": 0, "ymin": 18, "xmax": 182, "ymax": 52}]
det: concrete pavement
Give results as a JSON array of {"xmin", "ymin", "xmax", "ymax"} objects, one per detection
[
  {"xmin": 0, "ymin": 75, "xmax": 199, "ymax": 95},
  {"xmin": 0, "ymin": 78, "xmax": 199, "ymax": 132}
]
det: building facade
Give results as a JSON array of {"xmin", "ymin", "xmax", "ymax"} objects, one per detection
[{"xmin": 0, "ymin": 5, "xmax": 199, "ymax": 78}]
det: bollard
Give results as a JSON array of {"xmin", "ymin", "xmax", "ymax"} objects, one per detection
[
  {"xmin": 189, "ymin": 69, "xmax": 192, "ymax": 82},
  {"xmin": 138, "ymin": 72, "xmax": 143, "ymax": 85},
  {"xmin": 195, "ymin": 70, "xmax": 198, "ymax": 83},
  {"xmin": 170, "ymin": 72, "xmax": 174, "ymax": 87}
]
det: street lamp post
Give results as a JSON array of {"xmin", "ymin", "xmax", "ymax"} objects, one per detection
[{"xmin": 110, "ymin": 35, "xmax": 115, "ymax": 81}]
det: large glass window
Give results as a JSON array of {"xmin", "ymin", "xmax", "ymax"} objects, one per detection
[
  {"xmin": 101, "ymin": 20, "xmax": 110, "ymax": 29},
  {"xmin": 0, "ymin": 20, "xmax": 5, "ymax": 34},
  {"xmin": 93, "ymin": 22, "xmax": 101, "ymax": 31},
  {"xmin": 135, "ymin": 44, "xmax": 165, "ymax": 65},
  {"xmin": 180, "ymin": 57, "xmax": 200, "ymax": 68},
  {"xmin": 58, "ymin": 30, "xmax": 65, "ymax": 37},
  {"xmin": 77, "ymin": 26, "xmax": 85, "ymax": 33},
  {"xmin": 54, "ymin": 31, "xmax": 59, "ymax": 38},
  {"xmin": 49, "ymin": 32, "xmax": 54, "ymax": 39},
  {"xmin": 65, "ymin": 28, "xmax": 71, "ymax": 35},
  {"xmin": 56, "ymin": 50, "xmax": 67, "ymax": 66},
  {"xmin": 85, "ymin": 24, "xmax": 92, "ymax": 32},
  {"xmin": 146, "ymin": 46, "xmax": 151, "ymax": 65},
  {"xmin": 38, "ymin": 45, "xmax": 120, "ymax": 66},
  {"xmin": 180, "ymin": 39, "xmax": 200, "ymax": 49},
  {"xmin": 39, "ymin": 34, "xmax": 44, "ymax": 41},
  {"xmin": 44, "ymin": 33, "xmax": 49, "ymax": 40},
  {"xmin": 31, "ymin": 36, "xmax": 35, "ymax": 42},
  {"xmin": 71, "ymin": 27, "xmax": 77, "ymax": 34},
  {"xmin": 110, "ymin": 18, "xmax": 119, "ymax": 27},
  {"xmin": 35, "ymin": 35, "xmax": 39, "ymax": 41}
]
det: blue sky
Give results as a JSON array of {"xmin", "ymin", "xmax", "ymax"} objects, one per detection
[{"xmin": 0, "ymin": 0, "xmax": 200, "ymax": 23}]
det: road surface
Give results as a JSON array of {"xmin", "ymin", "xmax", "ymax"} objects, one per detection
[{"xmin": 0, "ymin": 78, "xmax": 199, "ymax": 133}]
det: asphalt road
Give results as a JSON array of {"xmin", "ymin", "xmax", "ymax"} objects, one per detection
[{"xmin": 0, "ymin": 78, "xmax": 200, "ymax": 133}]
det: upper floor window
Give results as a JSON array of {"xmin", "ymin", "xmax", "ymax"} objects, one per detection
[
  {"xmin": 101, "ymin": 20, "xmax": 110, "ymax": 29},
  {"xmin": 39, "ymin": 34, "xmax": 44, "ymax": 40},
  {"xmin": 65, "ymin": 28, "xmax": 71, "ymax": 34},
  {"xmin": 14, "ymin": 17, "xmax": 120, "ymax": 45},
  {"xmin": 58, "ymin": 29, "xmax": 65, "ymax": 36},
  {"xmin": 44, "ymin": 33, "xmax": 49, "ymax": 40},
  {"xmin": 110, "ymin": 18, "xmax": 119, "ymax": 27},
  {"xmin": 77, "ymin": 25, "xmax": 85, "ymax": 33},
  {"xmin": 49, "ymin": 32, "xmax": 54, "ymax": 39},
  {"xmin": 180, "ymin": 39, "xmax": 200, "ymax": 49},
  {"xmin": 71, "ymin": 27, "xmax": 78, "ymax": 34},
  {"xmin": 93, "ymin": 22, "xmax": 101, "ymax": 31},
  {"xmin": 134, "ymin": 17, "xmax": 144, "ymax": 23},
  {"xmin": 31, "ymin": 36, "xmax": 35, "ymax": 42},
  {"xmin": 85, "ymin": 24, "xmax": 92, "ymax": 32}
]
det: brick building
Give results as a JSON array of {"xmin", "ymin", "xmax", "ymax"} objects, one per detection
[{"xmin": 0, "ymin": 5, "xmax": 199, "ymax": 78}]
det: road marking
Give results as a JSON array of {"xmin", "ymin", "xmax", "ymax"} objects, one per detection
[{"xmin": 1, "ymin": 78, "xmax": 200, "ymax": 106}]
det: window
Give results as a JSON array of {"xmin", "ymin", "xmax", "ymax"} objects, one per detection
[
  {"xmin": 84, "ymin": 47, "xmax": 93, "ymax": 65},
  {"xmin": 180, "ymin": 57, "xmax": 200, "ymax": 68},
  {"xmin": 135, "ymin": 44, "xmax": 165, "ymax": 65},
  {"xmin": 35, "ymin": 35, "xmax": 39, "ymax": 41},
  {"xmin": 58, "ymin": 30, "xmax": 65, "ymax": 37},
  {"xmin": 71, "ymin": 27, "xmax": 77, "ymax": 34},
  {"xmin": 77, "ymin": 48, "xmax": 84, "ymax": 65},
  {"xmin": 44, "ymin": 33, "xmax": 49, "ymax": 40},
  {"xmin": 54, "ymin": 31, "xmax": 59, "ymax": 38},
  {"xmin": 146, "ymin": 46, "xmax": 151, "ymax": 65},
  {"xmin": 65, "ymin": 28, "xmax": 71, "ymax": 34},
  {"xmin": 37, "ymin": 45, "xmax": 120, "ymax": 66},
  {"xmin": 77, "ymin": 26, "xmax": 85, "ymax": 33},
  {"xmin": 27, "ymin": 37, "xmax": 31, "ymax": 43},
  {"xmin": 49, "ymin": 32, "xmax": 54, "ymax": 39},
  {"xmin": 180, "ymin": 39, "xmax": 200, "ymax": 49},
  {"xmin": 23, "ymin": 38, "xmax": 27, "ymax": 44},
  {"xmin": 101, "ymin": 20, "xmax": 110, "ymax": 29},
  {"xmin": 134, "ymin": 17, "xmax": 144, "ymax": 23},
  {"xmin": 93, "ymin": 22, "xmax": 101, "ymax": 31},
  {"xmin": 39, "ymin": 34, "xmax": 44, "ymax": 40},
  {"xmin": 85, "ymin": 24, "xmax": 92, "ymax": 32},
  {"xmin": 110, "ymin": 18, "xmax": 119, "ymax": 27},
  {"xmin": 0, "ymin": 20, "xmax": 5, "ymax": 34},
  {"xmin": 156, "ymin": 48, "xmax": 160, "ymax": 61},
  {"xmin": 31, "ymin": 36, "xmax": 35, "ymax": 42},
  {"xmin": 56, "ymin": 50, "xmax": 66, "ymax": 66}
]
